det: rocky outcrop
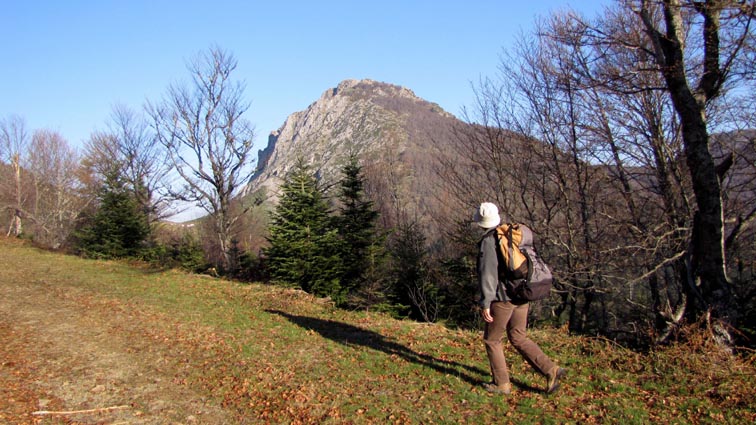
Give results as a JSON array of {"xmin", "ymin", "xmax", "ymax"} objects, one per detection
[{"xmin": 243, "ymin": 79, "xmax": 460, "ymax": 210}]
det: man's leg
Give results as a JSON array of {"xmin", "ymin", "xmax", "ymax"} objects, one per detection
[
  {"xmin": 484, "ymin": 302, "xmax": 515, "ymax": 387},
  {"xmin": 507, "ymin": 302, "xmax": 556, "ymax": 375}
]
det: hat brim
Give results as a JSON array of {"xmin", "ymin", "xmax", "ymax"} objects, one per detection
[{"xmin": 474, "ymin": 215, "xmax": 500, "ymax": 229}]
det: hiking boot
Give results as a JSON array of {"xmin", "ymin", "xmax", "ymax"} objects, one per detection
[
  {"xmin": 483, "ymin": 382, "xmax": 512, "ymax": 395},
  {"xmin": 546, "ymin": 367, "xmax": 567, "ymax": 394}
]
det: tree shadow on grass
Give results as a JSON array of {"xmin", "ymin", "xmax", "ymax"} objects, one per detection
[{"xmin": 265, "ymin": 309, "xmax": 488, "ymax": 387}]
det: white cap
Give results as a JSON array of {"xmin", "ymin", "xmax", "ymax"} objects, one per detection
[{"xmin": 473, "ymin": 202, "xmax": 501, "ymax": 228}]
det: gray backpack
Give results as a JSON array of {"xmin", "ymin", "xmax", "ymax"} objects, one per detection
[{"xmin": 494, "ymin": 223, "xmax": 553, "ymax": 302}]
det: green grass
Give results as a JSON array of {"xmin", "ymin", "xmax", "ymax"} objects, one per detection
[{"xmin": 2, "ymin": 238, "xmax": 755, "ymax": 424}]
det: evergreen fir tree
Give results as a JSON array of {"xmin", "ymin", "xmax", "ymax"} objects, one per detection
[
  {"xmin": 388, "ymin": 221, "xmax": 439, "ymax": 322},
  {"xmin": 335, "ymin": 155, "xmax": 383, "ymax": 299},
  {"xmin": 264, "ymin": 159, "xmax": 344, "ymax": 302},
  {"xmin": 171, "ymin": 232, "xmax": 207, "ymax": 273},
  {"xmin": 75, "ymin": 170, "xmax": 150, "ymax": 259}
]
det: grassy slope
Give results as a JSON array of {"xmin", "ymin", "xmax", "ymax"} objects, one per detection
[{"xmin": 2, "ymin": 238, "xmax": 754, "ymax": 424}]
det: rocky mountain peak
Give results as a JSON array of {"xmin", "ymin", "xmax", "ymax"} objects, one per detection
[
  {"xmin": 327, "ymin": 79, "xmax": 420, "ymax": 101},
  {"xmin": 243, "ymin": 79, "xmax": 460, "ymax": 209}
]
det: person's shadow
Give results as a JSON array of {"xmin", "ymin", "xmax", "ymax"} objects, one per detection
[{"xmin": 265, "ymin": 309, "xmax": 488, "ymax": 387}]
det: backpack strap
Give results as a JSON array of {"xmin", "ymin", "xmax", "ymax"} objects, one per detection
[{"xmin": 507, "ymin": 225, "xmax": 515, "ymax": 272}]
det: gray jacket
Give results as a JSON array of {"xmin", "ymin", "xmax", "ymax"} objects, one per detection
[{"xmin": 477, "ymin": 228, "xmax": 510, "ymax": 309}]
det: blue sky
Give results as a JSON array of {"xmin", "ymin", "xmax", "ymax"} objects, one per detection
[{"xmin": 2, "ymin": 1, "xmax": 609, "ymax": 153}]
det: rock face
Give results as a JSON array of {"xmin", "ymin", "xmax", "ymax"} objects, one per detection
[{"xmin": 243, "ymin": 79, "xmax": 461, "ymax": 219}]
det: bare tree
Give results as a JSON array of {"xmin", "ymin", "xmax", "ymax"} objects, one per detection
[
  {"xmin": 622, "ymin": 0, "xmax": 755, "ymax": 346},
  {"xmin": 0, "ymin": 115, "xmax": 29, "ymax": 237},
  {"xmin": 552, "ymin": 8, "xmax": 697, "ymax": 342},
  {"xmin": 83, "ymin": 105, "xmax": 171, "ymax": 226},
  {"xmin": 26, "ymin": 130, "xmax": 84, "ymax": 248},
  {"xmin": 147, "ymin": 47, "xmax": 256, "ymax": 271},
  {"xmin": 1, "ymin": 117, "xmax": 86, "ymax": 247}
]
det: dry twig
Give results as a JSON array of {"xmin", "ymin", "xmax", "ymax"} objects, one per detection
[{"xmin": 32, "ymin": 405, "xmax": 130, "ymax": 416}]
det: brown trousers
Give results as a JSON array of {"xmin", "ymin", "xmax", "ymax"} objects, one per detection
[{"xmin": 484, "ymin": 301, "xmax": 556, "ymax": 385}]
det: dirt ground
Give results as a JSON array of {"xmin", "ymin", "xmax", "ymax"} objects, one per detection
[{"xmin": 0, "ymin": 276, "xmax": 236, "ymax": 424}]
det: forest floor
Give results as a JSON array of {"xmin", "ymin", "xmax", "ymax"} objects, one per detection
[{"xmin": 0, "ymin": 242, "xmax": 234, "ymax": 424}]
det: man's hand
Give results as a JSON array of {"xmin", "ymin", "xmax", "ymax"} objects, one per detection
[{"xmin": 481, "ymin": 308, "xmax": 493, "ymax": 323}]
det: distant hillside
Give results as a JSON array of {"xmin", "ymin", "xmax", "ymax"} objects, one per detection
[{"xmin": 712, "ymin": 129, "xmax": 756, "ymax": 205}]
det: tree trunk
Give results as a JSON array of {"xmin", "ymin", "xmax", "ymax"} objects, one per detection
[
  {"xmin": 7, "ymin": 211, "xmax": 22, "ymax": 237},
  {"xmin": 675, "ymin": 95, "xmax": 734, "ymax": 345},
  {"xmin": 8, "ymin": 153, "xmax": 23, "ymax": 237},
  {"xmin": 639, "ymin": 0, "xmax": 735, "ymax": 347}
]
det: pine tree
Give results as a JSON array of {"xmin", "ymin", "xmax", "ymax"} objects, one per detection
[
  {"xmin": 264, "ymin": 159, "xmax": 344, "ymax": 302},
  {"xmin": 75, "ymin": 170, "xmax": 150, "ymax": 259},
  {"xmin": 335, "ymin": 155, "xmax": 384, "ymax": 300}
]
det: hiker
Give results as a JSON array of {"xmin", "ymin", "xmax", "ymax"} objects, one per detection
[{"xmin": 473, "ymin": 202, "xmax": 566, "ymax": 395}]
